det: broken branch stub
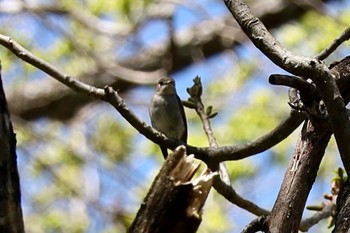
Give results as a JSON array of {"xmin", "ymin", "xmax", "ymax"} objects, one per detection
[{"xmin": 128, "ymin": 146, "xmax": 216, "ymax": 233}]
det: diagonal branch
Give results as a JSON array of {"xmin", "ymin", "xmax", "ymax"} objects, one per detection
[
  {"xmin": 299, "ymin": 202, "xmax": 335, "ymax": 232},
  {"xmin": 212, "ymin": 175, "xmax": 270, "ymax": 216},
  {"xmin": 186, "ymin": 78, "xmax": 270, "ymax": 216},
  {"xmin": 0, "ymin": 34, "xmax": 105, "ymax": 99},
  {"xmin": 4, "ymin": 0, "xmax": 340, "ymax": 121},
  {"xmin": 223, "ymin": 0, "xmax": 350, "ymax": 175},
  {"xmin": 0, "ymin": 33, "xmax": 304, "ymax": 166},
  {"xmin": 315, "ymin": 27, "xmax": 350, "ymax": 61},
  {"xmin": 268, "ymin": 118, "xmax": 333, "ymax": 233},
  {"xmin": 200, "ymin": 109, "xmax": 305, "ymax": 163}
]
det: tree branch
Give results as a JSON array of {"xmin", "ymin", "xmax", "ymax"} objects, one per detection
[
  {"xmin": 104, "ymin": 83, "xmax": 305, "ymax": 165},
  {"xmin": 2, "ymin": 0, "xmax": 340, "ymax": 121},
  {"xmin": 186, "ymin": 77, "xmax": 271, "ymax": 216},
  {"xmin": 267, "ymin": 118, "xmax": 332, "ymax": 233},
  {"xmin": 299, "ymin": 202, "xmax": 335, "ymax": 232},
  {"xmin": 200, "ymin": 109, "xmax": 305, "ymax": 163},
  {"xmin": 223, "ymin": 0, "xmax": 350, "ymax": 175},
  {"xmin": 315, "ymin": 27, "xmax": 350, "ymax": 61},
  {"xmin": 333, "ymin": 178, "xmax": 350, "ymax": 232},
  {"xmin": 0, "ymin": 34, "xmax": 105, "ymax": 99},
  {"xmin": 185, "ymin": 77, "xmax": 231, "ymax": 185},
  {"xmin": 241, "ymin": 216, "xmax": 267, "ymax": 233},
  {"xmin": 212, "ymin": 176, "xmax": 270, "ymax": 216},
  {"xmin": 0, "ymin": 33, "xmax": 304, "ymax": 166},
  {"xmin": 269, "ymin": 74, "xmax": 315, "ymax": 94}
]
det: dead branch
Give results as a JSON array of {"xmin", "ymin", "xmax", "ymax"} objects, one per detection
[{"xmin": 128, "ymin": 146, "xmax": 215, "ymax": 233}]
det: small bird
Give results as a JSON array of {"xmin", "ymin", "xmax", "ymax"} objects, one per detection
[{"xmin": 149, "ymin": 77, "xmax": 188, "ymax": 158}]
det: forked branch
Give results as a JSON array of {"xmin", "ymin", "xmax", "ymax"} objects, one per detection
[{"xmin": 0, "ymin": 33, "xmax": 303, "ymax": 166}]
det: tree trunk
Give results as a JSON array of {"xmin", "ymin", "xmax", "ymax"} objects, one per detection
[
  {"xmin": 333, "ymin": 179, "xmax": 350, "ymax": 232},
  {"xmin": 267, "ymin": 118, "xmax": 332, "ymax": 233},
  {"xmin": 0, "ymin": 61, "xmax": 25, "ymax": 233}
]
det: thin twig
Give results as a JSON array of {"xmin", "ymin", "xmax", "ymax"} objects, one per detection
[
  {"xmin": 212, "ymin": 176, "xmax": 270, "ymax": 216},
  {"xmin": 186, "ymin": 77, "xmax": 273, "ymax": 216},
  {"xmin": 299, "ymin": 203, "xmax": 335, "ymax": 232},
  {"xmin": 0, "ymin": 34, "xmax": 105, "ymax": 99},
  {"xmin": 315, "ymin": 27, "xmax": 350, "ymax": 61},
  {"xmin": 0, "ymin": 34, "xmax": 180, "ymax": 152},
  {"xmin": 200, "ymin": 109, "xmax": 305, "ymax": 163},
  {"xmin": 186, "ymin": 77, "xmax": 231, "ymax": 185}
]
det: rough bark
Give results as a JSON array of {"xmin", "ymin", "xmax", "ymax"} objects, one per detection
[
  {"xmin": 128, "ymin": 146, "xmax": 214, "ymax": 233},
  {"xmin": 223, "ymin": 0, "xmax": 350, "ymax": 229},
  {"xmin": 331, "ymin": 57, "xmax": 350, "ymax": 232},
  {"xmin": 265, "ymin": 57, "xmax": 350, "ymax": 233},
  {"xmin": 333, "ymin": 179, "xmax": 350, "ymax": 233},
  {"xmin": 0, "ymin": 61, "xmax": 25, "ymax": 233},
  {"xmin": 267, "ymin": 118, "xmax": 332, "ymax": 233},
  {"xmin": 224, "ymin": 0, "xmax": 350, "ymax": 175}
]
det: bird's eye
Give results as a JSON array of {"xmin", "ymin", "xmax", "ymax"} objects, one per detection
[{"xmin": 159, "ymin": 81, "xmax": 164, "ymax": 85}]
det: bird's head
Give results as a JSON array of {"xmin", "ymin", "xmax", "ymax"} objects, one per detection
[{"xmin": 156, "ymin": 77, "xmax": 177, "ymax": 95}]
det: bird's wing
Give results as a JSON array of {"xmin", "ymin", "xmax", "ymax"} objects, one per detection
[{"xmin": 177, "ymin": 95, "xmax": 188, "ymax": 144}]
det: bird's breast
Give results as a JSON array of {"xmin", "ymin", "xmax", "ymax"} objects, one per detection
[{"xmin": 150, "ymin": 94, "xmax": 186, "ymax": 140}]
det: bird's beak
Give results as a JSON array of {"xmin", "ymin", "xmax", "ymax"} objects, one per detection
[{"xmin": 165, "ymin": 80, "xmax": 174, "ymax": 85}]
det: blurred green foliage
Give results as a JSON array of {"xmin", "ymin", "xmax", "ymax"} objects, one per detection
[
  {"xmin": 92, "ymin": 115, "xmax": 133, "ymax": 163},
  {"xmin": 1, "ymin": 1, "xmax": 350, "ymax": 233}
]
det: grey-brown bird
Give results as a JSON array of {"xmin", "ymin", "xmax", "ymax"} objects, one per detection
[{"xmin": 149, "ymin": 77, "xmax": 187, "ymax": 158}]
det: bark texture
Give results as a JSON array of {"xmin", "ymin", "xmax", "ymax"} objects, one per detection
[
  {"xmin": 128, "ymin": 146, "xmax": 213, "ymax": 233},
  {"xmin": 333, "ymin": 179, "xmax": 350, "ymax": 233},
  {"xmin": 0, "ymin": 62, "xmax": 25, "ymax": 233},
  {"xmin": 267, "ymin": 118, "xmax": 332, "ymax": 233},
  {"xmin": 266, "ymin": 57, "xmax": 350, "ymax": 233}
]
